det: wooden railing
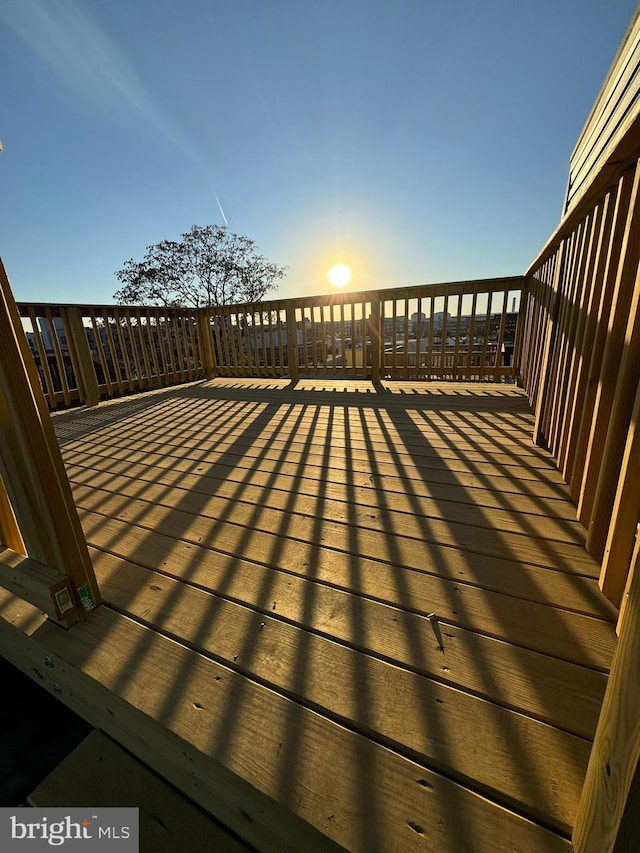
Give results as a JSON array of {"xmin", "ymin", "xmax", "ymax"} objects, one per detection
[
  {"xmin": 2, "ymin": 5, "xmax": 640, "ymax": 849},
  {"xmin": 522, "ymin": 159, "xmax": 640, "ymax": 611},
  {"xmin": 18, "ymin": 303, "xmax": 205, "ymax": 409},
  {"xmin": 0, "ymin": 262, "xmax": 101, "ymax": 628},
  {"xmin": 18, "ymin": 276, "xmax": 524, "ymax": 409},
  {"xmin": 519, "ymin": 11, "xmax": 640, "ymax": 849}
]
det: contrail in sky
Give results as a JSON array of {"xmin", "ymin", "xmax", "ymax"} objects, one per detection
[
  {"xmin": 1, "ymin": 0, "xmax": 229, "ymax": 223},
  {"xmin": 214, "ymin": 192, "xmax": 229, "ymax": 227}
]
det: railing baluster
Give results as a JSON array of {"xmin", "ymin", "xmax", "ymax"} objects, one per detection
[
  {"xmin": 88, "ymin": 309, "xmax": 112, "ymax": 396},
  {"xmin": 17, "ymin": 277, "xmax": 523, "ymax": 404}
]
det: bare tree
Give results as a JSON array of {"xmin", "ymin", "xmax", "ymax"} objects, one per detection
[{"xmin": 114, "ymin": 225, "xmax": 286, "ymax": 308}]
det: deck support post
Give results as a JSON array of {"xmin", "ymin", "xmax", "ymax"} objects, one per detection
[
  {"xmin": 512, "ymin": 278, "xmax": 529, "ymax": 386},
  {"xmin": 63, "ymin": 306, "xmax": 100, "ymax": 407},
  {"xmin": 196, "ymin": 309, "xmax": 217, "ymax": 378},
  {"xmin": 573, "ymin": 530, "xmax": 640, "ymax": 853},
  {"xmin": 0, "ymin": 258, "xmax": 101, "ymax": 625},
  {"xmin": 285, "ymin": 304, "xmax": 299, "ymax": 381},
  {"xmin": 369, "ymin": 297, "xmax": 382, "ymax": 383}
]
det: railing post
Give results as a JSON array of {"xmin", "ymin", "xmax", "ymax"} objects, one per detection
[
  {"xmin": 596, "ymin": 325, "xmax": 640, "ymax": 606},
  {"xmin": 369, "ymin": 296, "xmax": 381, "ymax": 383},
  {"xmin": 63, "ymin": 306, "xmax": 100, "ymax": 407},
  {"xmin": 286, "ymin": 304, "xmax": 299, "ymax": 381},
  {"xmin": 196, "ymin": 308, "xmax": 217, "ymax": 378},
  {"xmin": 573, "ymin": 529, "xmax": 640, "ymax": 853},
  {"xmin": 533, "ymin": 240, "xmax": 567, "ymax": 446},
  {"xmin": 0, "ymin": 259, "xmax": 101, "ymax": 625},
  {"xmin": 511, "ymin": 280, "xmax": 528, "ymax": 385},
  {"xmin": 0, "ymin": 474, "xmax": 25, "ymax": 555}
]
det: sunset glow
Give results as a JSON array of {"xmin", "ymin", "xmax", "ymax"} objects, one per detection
[{"xmin": 328, "ymin": 264, "xmax": 352, "ymax": 287}]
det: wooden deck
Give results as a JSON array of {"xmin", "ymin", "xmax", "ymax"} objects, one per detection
[{"xmin": 0, "ymin": 378, "xmax": 618, "ymax": 852}]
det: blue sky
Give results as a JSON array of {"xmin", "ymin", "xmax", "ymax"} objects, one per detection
[{"xmin": 1, "ymin": 0, "xmax": 636, "ymax": 305}]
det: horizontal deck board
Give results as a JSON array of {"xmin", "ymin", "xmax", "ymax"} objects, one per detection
[
  {"xmin": 66, "ymin": 469, "xmax": 598, "ymax": 577},
  {"xmin": 76, "ymin": 496, "xmax": 610, "ymax": 664},
  {"xmin": 79, "ymin": 528, "xmax": 610, "ymax": 735},
  {"xmin": 66, "ymin": 450, "xmax": 586, "ymax": 543},
  {"xmin": 61, "ymin": 402, "xmax": 557, "ymax": 468},
  {"xmin": 63, "ymin": 415, "xmax": 571, "ymax": 487},
  {"xmin": 32, "ymin": 378, "xmax": 618, "ymax": 850},
  {"xmin": 95, "ymin": 552, "xmax": 590, "ymax": 832},
  {"xmin": 62, "ymin": 434, "xmax": 581, "ymax": 520},
  {"xmin": 72, "ymin": 485, "xmax": 608, "ymax": 620},
  {"xmin": 0, "ymin": 589, "xmax": 573, "ymax": 853}
]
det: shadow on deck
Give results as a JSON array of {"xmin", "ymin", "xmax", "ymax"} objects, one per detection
[{"xmin": 0, "ymin": 378, "xmax": 618, "ymax": 852}]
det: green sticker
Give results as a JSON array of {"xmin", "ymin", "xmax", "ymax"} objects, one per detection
[
  {"xmin": 55, "ymin": 586, "xmax": 73, "ymax": 615},
  {"xmin": 77, "ymin": 583, "xmax": 96, "ymax": 612}
]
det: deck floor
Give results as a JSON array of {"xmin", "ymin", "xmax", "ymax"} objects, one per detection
[{"xmin": 3, "ymin": 378, "xmax": 619, "ymax": 851}]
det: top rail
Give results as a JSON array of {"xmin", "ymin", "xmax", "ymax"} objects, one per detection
[{"xmin": 17, "ymin": 276, "xmax": 525, "ymax": 410}]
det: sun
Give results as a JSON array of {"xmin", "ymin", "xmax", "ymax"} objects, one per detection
[{"xmin": 328, "ymin": 263, "xmax": 352, "ymax": 287}]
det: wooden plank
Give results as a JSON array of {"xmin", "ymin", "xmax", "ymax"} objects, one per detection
[
  {"xmin": 597, "ymin": 324, "xmax": 640, "ymax": 606},
  {"xmin": 60, "ymin": 413, "xmax": 568, "ymax": 487},
  {"xmin": 180, "ymin": 313, "xmax": 196, "ymax": 382},
  {"xmin": 0, "ymin": 590, "xmax": 573, "ymax": 853},
  {"xmin": 112, "ymin": 308, "xmax": 135, "ymax": 394},
  {"xmin": 573, "ymin": 534, "xmax": 640, "ymax": 853},
  {"xmin": 70, "ymin": 478, "xmax": 601, "ymax": 589},
  {"xmin": 151, "ymin": 311, "xmax": 170, "ymax": 385},
  {"xmin": 0, "ymin": 546, "xmax": 80, "ymax": 627},
  {"xmin": 88, "ymin": 309, "xmax": 114, "ymax": 396},
  {"xmin": 95, "ymin": 553, "xmax": 592, "ymax": 832},
  {"xmin": 28, "ymin": 731, "xmax": 250, "ymax": 852},
  {"xmin": 492, "ymin": 290, "xmax": 508, "ymax": 382},
  {"xmin": 62, "ymin": 406, "xmax": 557, "ymax": 470},
  {"xmin": 568, "ymin": 174, "xmax": 629, "ymax": 500},
  {"xmin": 0, "ymin": 474, "xmax": 25, "ymax": 554},
  {"xmin": 26, "ymin": 306, "xmax": 57, "ymax": 407},
  {"xmin": 576, "ymin": 162, "xmax": 640, "ymax": 521},
  {"xmin": 78, "ymin": 513, "xmax": 612, "ymax": 731},
  {"xmin": 258, "ymin": 305, "xmax": 275, "ymax": 376},
  {"xmin": 561, "ymin": 193, "xmax": 615, "ymax": 480},
  {"xmin": 533, "ymin": 240, "xmax": 568, "ymax": 447},
  {"xmin": 100, "ymin": 310, "xmax": 125, "ymax": 395},
  {"xmin": 44, "ymin": 307, "xmax": 72, "ymax": 407},
  {"xmin": 479, "ymin": 291, "xmax": 493, "ymax": 381},
  {"xmin": 165, "ymin": 312, "xmax": 181, "ymax": 379},
  {"xmin": 0, "ymin": 260, "xmax": 101, "ymax": 612},
  {"xmin": 62, "ymin": 307, "xmax": 100, "ymax": 406},
  {"xmin": 285, "ymin": 304, "xmax": 298, "ymax": 381},
  {"xmin": 461, "ymin": 293, "xmax": 473, "ymax": 379},
  {"xmin": 61, "ymin": 388, "xmax": 538, "ymax": 443},
  {"xmin": 587, "ymin": 238, "xmax": 640, "ymax": 569},
  {"xmin": 122, "ymin": 309, "xmax": 145, "ymax": 388},
  {"xmin": 141, "ymin": 312, "xmax": 160, "ymax": 380},
  {"xmin": 525, "ymin": 276, "xmax": 551, "ymax": 404},
  {"xmin": 64, "ymin": 449, "xmax": 587, "ymax": 545},
  {"xmin": 548, "ymin": 216, "xmax": 589, "ymax": 456},
  {"xmin": 61, "ymin": 434, "xmax": 582, "ymax": 527},
  {"xmin": 369, "ymin": 298, "xmax": 381, "ymax": 383},
  {"xmin": 557, "ymin": 207, "xmax": 601, "ymax": 471}
]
